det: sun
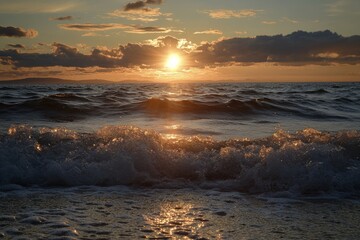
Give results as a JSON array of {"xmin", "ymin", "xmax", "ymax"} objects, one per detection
[{"xmin": 165, "ymin": 54, "xmax": 181, "ymax": 70}]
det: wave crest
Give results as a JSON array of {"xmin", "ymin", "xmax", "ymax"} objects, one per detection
[{"xmin": 0, "ymin": 125, "xmax": 359, "ymax": 194}]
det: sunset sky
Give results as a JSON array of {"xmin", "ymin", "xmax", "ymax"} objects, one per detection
[{"xmin": 0, "ymin": 0, "xmax": 359, "ymax": 82}]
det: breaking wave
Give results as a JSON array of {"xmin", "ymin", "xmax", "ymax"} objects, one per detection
[{"xmin": 1, "ymin": 125, "xmax": 359, "ymax": 194}]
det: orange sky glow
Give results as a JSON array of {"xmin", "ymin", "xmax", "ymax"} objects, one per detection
[{"xmin": 0, "ymin": 0, "xmax": 359, "ymax": 82}]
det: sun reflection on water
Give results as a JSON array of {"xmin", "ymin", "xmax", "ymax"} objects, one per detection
[
  {"xmin": 162, "ymin": 124, "xmax": 182, "ymax": 140},
  {"xmin": 162, "ymin": 133, "xmax": 180, "ymax": 140},
  {"xmin": 142, "ymin": 202, "xmax": 206, "ymax": 239}
]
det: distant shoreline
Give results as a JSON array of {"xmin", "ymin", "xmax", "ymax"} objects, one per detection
[
  {"xmin": 0, "ymin": 77, "xmax": 359, "ymax": 85},
  {"xmin": 0, "ymin": 78, "xmax": 114, "ymax": 85}
]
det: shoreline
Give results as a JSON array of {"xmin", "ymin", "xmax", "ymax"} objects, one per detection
[{"xmin": 1, "ymin": 187, "xmax": 359, "ymax": 239}]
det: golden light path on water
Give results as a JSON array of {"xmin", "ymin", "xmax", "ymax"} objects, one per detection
[
  {"xmin": 163, "ymin": 124, "xmax": 181, "ymax": 140},
  {"xmin": 142, "ymin": 201, "xmax": 209, "ymax": 239}
]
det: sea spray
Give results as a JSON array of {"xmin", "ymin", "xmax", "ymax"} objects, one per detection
[{"xmin": 1, "ymin": 125, "xmax": 359, "ymax": 194}]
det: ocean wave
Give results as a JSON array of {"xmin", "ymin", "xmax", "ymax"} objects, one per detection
[
  {"xmin": 134, "ymin": 98, "xmax": 348, "ymax": 119},
  {"xmin": 237, "ymin": 90, "xmax": 263, "ymax": 95},
  {"xmin": 2, "ymin": 82, "xmax": 358, "ymax": 123},
  {"xmin": 1, "ymin": 125, "xmax": 359, "ymax": 194},
  {"xmin": 137, "ymin": 98, "xmax": 283, "ymax": 115},
  {"xmin": 22, "ymin": 98, "xmax": 91, "ymax": 113},
  {"xmin": 1, "ymin": 94, "xmax": 355, "ymax": 121},
  {"xmin": 47, "ymin": 93, "xmax": 91, "ymax": 102},
  {"xmin": 0, "ymin": 87, "xmax": 17, "ymax": 91},
  {"xmin": 286, "ymin": 89, "xmax": 329, "ymax": 94},
  {"xmin": 57, "ymin": 87, "xmax": 93, "ymax": 92},
  {"xmin": 5, "ymin": 97, "xmax": 98, "ymax": 121}
]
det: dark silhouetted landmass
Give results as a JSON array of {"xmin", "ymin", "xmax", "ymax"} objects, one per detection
[{"xmin": 0, "ymin": 78, "xmax": 113, "ymax": 85}]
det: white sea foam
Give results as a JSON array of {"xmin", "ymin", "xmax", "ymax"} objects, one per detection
[{"xmin": 0, "ymin": 125, "xmax": 359, "ymax": 194}]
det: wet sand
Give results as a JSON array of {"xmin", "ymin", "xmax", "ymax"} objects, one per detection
[{"xmin": 0, "ymin": 187, "xmax": 359, "ymax": 239}]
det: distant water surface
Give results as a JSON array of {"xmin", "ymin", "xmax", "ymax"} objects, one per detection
[{"xmin": 0, "ymin": 82, "xmax": 359, "ymax": 139}]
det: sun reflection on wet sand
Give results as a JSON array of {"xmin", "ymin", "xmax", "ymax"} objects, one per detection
[{"xmin": 142, "ymin": 202, "xmax": 208, "ymax": 239}]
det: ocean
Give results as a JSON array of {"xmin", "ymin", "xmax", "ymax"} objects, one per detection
[{"xmin": 0, "ymin": 82, "xmax": 359, "ymax": 239}]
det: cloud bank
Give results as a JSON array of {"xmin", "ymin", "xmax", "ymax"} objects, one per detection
[
  {"xmin": 191, "ymin": 30, "xmax": 360, "ymax": 66},
  {"xmin": 0, "ymin": 26, "xmax": 38, "ymax": 38},
  {"xmin": 1, "ymin": 31, "xmax": 359, "ymax": 70}
]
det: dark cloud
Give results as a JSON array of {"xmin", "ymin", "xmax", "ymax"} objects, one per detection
[
  {"xmin": 0, "ymin": 38, "xmax": 179, "ymax": 69},
  {"xmin": 145, "ymin": 0, "xmax": 163, "ymax": 4},
  {"xmin": 110, "ymin": 0, "xmax": 169, "ymax": 22},
  {"xmin": 59, "ymin": 23, "xmax": 129, "ymax": 31},
  {"xmin": 7, "ymin": 44, "xmax": 25, "ymax": 49},
  {"xmin": 191, "ymin": 30, "xmax": 360, "ymax": 66},
  {"xmin": 59, "ymin": 23, "xmax": 180, "ymax": 34},
  {"xmin": 0, "ymin": 26, "xmax": 38, "ymax": 38},
  {"xmin": 124, "ymin": 1, "xmax": 146, "ymax": 11},
  {"xmin": 125, "ymin": 26, "xmax": 174, "ymax": 34},
  {"xmin": 0, "ymin": 43, "xmax": 122, "ymax": 68},
  {"xmin": 124, "ymin": 0, "xmax": 163, "ymax": 11},
  {"xmin": 157, "ymin": 36, "xmax": 179, "ymax": 48},
  {"xmin": 51, "ymin": 16, "xmax": 73, "ymax": 21},
  {"xmin": 1, "ymin": 31, "xmax": 359, "ymax": 70}
]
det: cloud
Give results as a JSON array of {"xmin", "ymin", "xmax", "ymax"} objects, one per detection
[
  {"xmin": 0, "ymin": 26, "xmax": 38, "ymax": 38},
  {"xmin": 125, "ymin": 27, "xmax": 182, "ymax": 34},
  {"xmin": 124, "ymin": 1, "xmax": 146, "ymax": 11},
  {"xmin": 145, "ymin": 35, "xmax": 197, "ymax": 51},
  {"xmin": 59, "ymin": 23, "xmax": 130, "ymax": 31},
  {"xmin": 7, "ymin": 44, "xmax": 25, "ymax": 49},
  {"xmin": 190, "ymin": 30, "xmax": 360, "ymax": 66},
  {"xmin": 81, "ymin": 32, "xmax": 110, "ymax": 37},
  {"xmin": 124, "ymin": 0, "xmax": 163, "ymax": 11},
  {"xmin": 59, "ymin": 23, "xmax": 181, "ymax": 35},
  {"xmin": 204, "ymin": 9, "xmax": 260, "ymax": 19},
  {"xmin": 0, "ymin": 43, "xmax": 122, "ymax": 68},
  {"xmin": 145, "ymin": 0, "xmax": 163, "ymax": 4},
  {"xmin": 0, "ymin": 37, "xmax": 184, "ymax": 69},
  {"xmin": 1, "ymin": 31, "xmax": 359, "ymax": 70},
  {"xmin": 50, "ymin": 16, "xmax": 73, "ymax": 21},
  {"xmin": 110, "ymin": 8, "xmax": 169, "ymax": 22},
  {"xmin": 110, "ymin": 0, "xmax": 169, "ymax": 22},
  {"xmin": 194, "ymin": 29, "xmax": 223, "ymax": 35}
]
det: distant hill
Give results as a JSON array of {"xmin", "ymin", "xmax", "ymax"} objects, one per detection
[{"xmin": 0, "ymin": 78, "xmax": 113, "ymax": 85}]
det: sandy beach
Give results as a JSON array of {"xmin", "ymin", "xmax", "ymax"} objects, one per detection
[{"xmin": 1, "ymin": 186, "xmax": 359, "ymax": 239}]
